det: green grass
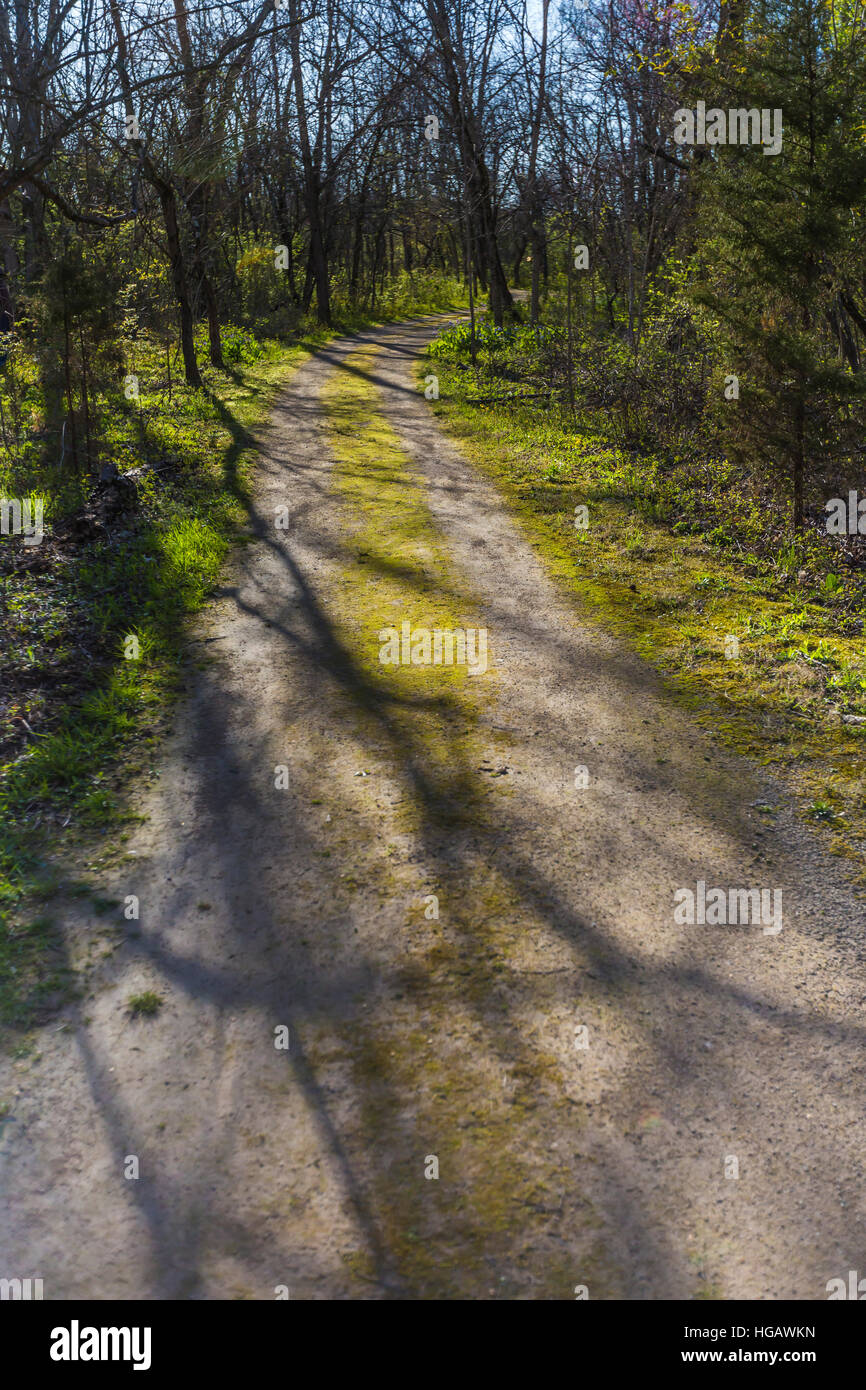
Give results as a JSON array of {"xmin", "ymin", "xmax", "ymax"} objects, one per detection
[
  {"xmin": 0, "ymin": 287, "xmax": 468, "ymax": 1041},
  {"xmin": 126, "ymin": 990, "xmax": 163, "ymax": 1017},
  {"xmin": 323, "ymin": 344, "xmax": 486, "ymax": 695},
  {"xmin": 319, "ymin": 351, "xmax": 606, "ymax": 1297},
  {"xmin": 0, "ymin": 334, "xmax": 315, "ymax": 1036},
  {"xmin": 421, "ymin": 350, "xmax": 866, "ymax": 879}
]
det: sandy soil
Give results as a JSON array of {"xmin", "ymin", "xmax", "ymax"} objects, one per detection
[{"xmin": 1, "ymin": 316, "xmax": 864, "ymax": 1300}]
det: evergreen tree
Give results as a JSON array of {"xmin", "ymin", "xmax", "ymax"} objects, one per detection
[{"xmin": 692, "ymin": 0, "xmax": 866, "ymax": 526}]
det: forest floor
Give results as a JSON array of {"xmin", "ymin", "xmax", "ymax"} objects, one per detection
[{"xmin": 1, "ymin": 315, "xmax": 865, "ymax": 1299}]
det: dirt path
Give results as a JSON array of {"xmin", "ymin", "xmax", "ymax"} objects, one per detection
[{"xmin": 2, "ymin": 317, "xmax": 865, "ymax": 1300}]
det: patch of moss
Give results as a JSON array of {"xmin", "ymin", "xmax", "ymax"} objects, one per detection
[
  {"xmin": 318, "ymin": 351, "xmax": 614, "ymax": 1296},
  {"xmin": 423, "ymin": 361, "xmax": 866, "ymax": 883}
]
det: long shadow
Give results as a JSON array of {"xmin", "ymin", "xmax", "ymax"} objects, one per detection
[
  {"xmin": 16, "ymin": 316, "xmax": 864, "ymax": 1300},
  {"xmin": 227, "ymin": 337, "xmax": 866, "ymax": 1289}
]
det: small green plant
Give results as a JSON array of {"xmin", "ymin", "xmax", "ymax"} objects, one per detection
[
  {"xmin": 702, "ymin": 525, "xmax": 734, "ymax": 548},
  {"xmin": 622, "ymin": 529, "xmax": 656, "ymax": 560},
  {"xmin": 127, "ymin": 990, "xmax": 163, "ymax": 1017}
]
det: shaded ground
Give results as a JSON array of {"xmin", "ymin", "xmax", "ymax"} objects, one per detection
[{"xmin": 1, "ymin": 316, "xmax": 865, "ymax": 1300}]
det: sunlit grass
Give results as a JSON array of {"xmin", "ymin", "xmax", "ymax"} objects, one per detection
[
  {"xmin": 423, "ymin": 355, "xmax": 866, "ymax": 875},
  {"xmin": 0, "ymin": 333, "xmax": 315, "ymax": 1033}
]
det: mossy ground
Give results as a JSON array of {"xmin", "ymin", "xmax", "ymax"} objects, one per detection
[
  {"xmin": 320, "ymin": 348, "xmax": 616, "ymax": 1296},
  {"xmin": 0, "ymin": 336, "xmax": 318, "ymax": 1034},
  {"xmin": 0, "ymin": 303, "xmax": 468, "ymax": 1038},
  {"xmin": 322, "ymin": 345, "xmax": 489, "ymax": 815},
  {"xmin": 421, "ymin": 357, "xmax": 866, "ymax": 883}
]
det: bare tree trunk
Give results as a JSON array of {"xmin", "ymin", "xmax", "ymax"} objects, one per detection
[
  {"xmin": 289, "ymin": 0, "xmax": 331, "ymax": 325},
  {"xmin": 793, "ymin": 393, "xmax": 805, "ymax": 529},
  {"xmin": 425, "ymin": 0, "xmax": 512, "ymax": 325},
  {"xmin": 78, "ymin": 318, "xmax": 92, "ymax": 471},
  {"xmin": 61, "ymin": 291, "xmax": 78, "ymax": 469},
  {"xmin": 202, "ymin": 271, "xmax": 224, "ymax": 369},
  {"xmin": 108, "ymin": 0, "xmax": 203, "ymax": 386},
  {"xmin": 527, "ymin": 0, "xmax": 550, "ymax": 325},
  {"xmin": 172, "ymin": 0, "xmax": 224, "ymax": 369},
  {"xmin": 159, "ymin": 184, "xmax": 202, "ymax": 388}
]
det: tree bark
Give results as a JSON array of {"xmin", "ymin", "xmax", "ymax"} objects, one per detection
[
  {"xmin": 289, "ymin": 0, "xmax": 331, "ymax": 324},
  {"xmin": 159, "ymin": 183, "xmax": 202, "ymax": 388}
]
